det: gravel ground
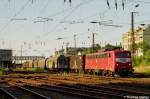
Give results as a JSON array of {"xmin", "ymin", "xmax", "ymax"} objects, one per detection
[{"xmin": 0, "ymin": 73, "xmax": 150, "ymax": 99}]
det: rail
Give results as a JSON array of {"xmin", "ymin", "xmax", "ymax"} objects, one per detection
[{"xmin": 0, "ymin": 86, "xmax": 51, "ymax": 99}]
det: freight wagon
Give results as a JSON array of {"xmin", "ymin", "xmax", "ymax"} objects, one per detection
[{"xmin": 69, "ymin": 55, "xmax": 85, "ymax": 72}]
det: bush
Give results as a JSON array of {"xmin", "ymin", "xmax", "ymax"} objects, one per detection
[
  {"xmin": 33, "ymin": 68, "xmax": 46, "ymax": 72},
  {"xmin": 133, "ymin": 50, "xmax": 150, "ymax": 67},
  {"xmin": 0, "ymin": 69, "xmax": 6, "ymax": 75},
  {"xmin": 132, "ymin": 57, "xmax": 143, "ymax": 67}
]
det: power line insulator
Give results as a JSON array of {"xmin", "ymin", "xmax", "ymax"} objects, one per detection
[
  {"xmin": 115, "ymin": 0, "xmax": 117, "ymax": 10},
  {"xmin": 106, "ymin": 0, "xmax": 110, "ymax": 9},
  {"xmin": 122, "ymin": 0, "xmax": 125, "ymax": 10},
  {"xmin": 64, "ymin": 0, "xmax": 72, "ymax": 6}
]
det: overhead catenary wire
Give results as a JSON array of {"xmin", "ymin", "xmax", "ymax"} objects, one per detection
[
  {"xmin": 136, "ymin": 0, "xmax": 150, "ymax": 4},
  {"xmin": 0, "ymin": 0, "xmax": 149, "ymax": 55},
  {"xmin": 0, "ymin": 0, "xmax": 31, "ymax": 34},
  {"xmin": 45, "ymin": 0, "xmax": 94, "ymax": 19},
  {"xmin": 34, "ymin": 0, "xmax": 137, "ymax": 48},
  {"xmin": 38, "ymin": 4, "xmax": 82, "ymax": 39},
  {"xmin": 74, "ymin": 0, "xmax": 135, "ymax": 22},
  {"xmin": 36, "ymin": 0, "xmax": 95, "ymax": 39}
]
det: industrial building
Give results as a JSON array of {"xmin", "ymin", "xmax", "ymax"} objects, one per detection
[
  {"xmin": 0, "ymin": 49, "xmax": 12, "ymax": 67},
  {"xmin": 122, "ymin": 24, "xmax": 150, "ymax": 56}
]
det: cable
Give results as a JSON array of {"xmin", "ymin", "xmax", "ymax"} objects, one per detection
[
  {"xmin": 0, "ymin": 0, "xmax": 31, "ymax": 34},
  {"xmin": 39, "ymin": 0, "xmax": 51, "ymax": 15},
  {"xmin": 35, "ymin": 0, "xmax": 94, "ymax": 39},
  {"xmin": 136, "ymin": 0, "xmax": 150, "ymax": 4},
  {"xmin": 75, "ymin": 0, "xmax": 135, "ymax": 23},
  {"xmin": 47, "ymin": 0, "xmax": 94, "ymax": 19}
]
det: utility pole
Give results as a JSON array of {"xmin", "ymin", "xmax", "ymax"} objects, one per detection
[
  {"xmin": 62, "ymin": 42, "xmax": 64, "ymax": 54},
  {"xmin": 92, "ymin": 33, "xmax": 95, "ymax": 53},
  {"xmin": 131, "ymin": 12, "xmax": 137, "ymax": 56},
  {"xmin": 65, "ymin": 42, "xmax": 69, "ymax": 55},
  {"xmin": 62, "ymin": 45, "xmax": 63, "ymax": 54},
  {"xmin": 74, "ymin": 34, "xmax": 77, "ymax": 55},
  {"xmin": 21, "ymin": 45, "xmax": 23, "ymax": 64}
]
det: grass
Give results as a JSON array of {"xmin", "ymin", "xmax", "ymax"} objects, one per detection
[
  {"xmin": 134, "ymin": 66, "xmax": 150, "ymax": 75},
  {"xmin": 0, "ymin": 70, "xmax": 4, "ymax": 75},
  {"xmin": 14, "ymin": 67, "xmax": 47, "ymax": 72},
  {"xmin": 0, "ymin": 68, "xmax": 7, "ymax": 75}
]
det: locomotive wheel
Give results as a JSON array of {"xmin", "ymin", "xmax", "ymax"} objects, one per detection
[
  {"xmin": 102, "ymin": 70, "xmax": 106, "ymax": 76},
  {"xmin": 112, "ymin": 73, "xmax": 120, "ymax": 77},
  {"xmin": 106, "ymin": 71, "xmax": 113, "ymax": 76}
]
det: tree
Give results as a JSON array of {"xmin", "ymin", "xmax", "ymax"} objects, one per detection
[
  {"xmin": 103, "ymin": 43, "xmax": 122, "ymax": 51},
  {"xmin": 94, "ymin": 43, "xmax": 101, "ymax": 52}
]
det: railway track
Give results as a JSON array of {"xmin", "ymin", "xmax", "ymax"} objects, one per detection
[
  {"xmin": 1, "ymin": 73, "xmax": 150, "ymax": 99},
  {"xmin": 0, "ymin": 85, "xmax": 51, "ymax": 99},
  {"xmin": 15, "ymin": 76, "xmax": 149, "ymax": 99},
  {"xmin": 33, "ymin": 77, "xmax": 150, "ymax": 97},
  {"xmin": 69, "ymin": 83, "xmax": 150, "ymax": 96},
  {"xmin": 24, "ymin": 84, "xmax": 121, "ymax": 99},
  {"xmin": 1, "ymin": 76, "xmax": 122, "ymax": 99}
]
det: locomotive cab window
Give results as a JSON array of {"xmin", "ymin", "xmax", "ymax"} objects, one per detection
[{"xmin": 115, "ymin": 52, "xmax": 130, "ymax": 58}]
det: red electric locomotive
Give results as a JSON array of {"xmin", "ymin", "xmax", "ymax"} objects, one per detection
[{"xmin": 84, "ymin": 50, "xmax": 133, "ymax": 76}]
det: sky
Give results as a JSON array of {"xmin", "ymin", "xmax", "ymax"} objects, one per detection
[{"xmin": 0, "ymin": 0, "xmax": 150, "ymax": 57}]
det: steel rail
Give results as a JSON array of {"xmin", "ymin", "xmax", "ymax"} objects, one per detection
[
  {"xmin": 25, "ymin": 84, "xmax": 122, "ymax": 99},
  {"xmin": 18, "ymin": 86, "xmax": 51, "ymax": 99},
  {"xmin": 34, "ymin": 77, "xmax": 150, "ymax": 97},
  {"xmin": 0, "ymin": 86, "xmax": 51, "ymax": 99},
  {"xmin": 25, "ymin": 85, "xmax": 102, "ymax": 99},
  {"xmin": 0, "ymin": 88, "xmax": 18, "ymax": 99},
  {"xmin": 75, "ymin": 84, "xmax": 150, "ymax": 96}
]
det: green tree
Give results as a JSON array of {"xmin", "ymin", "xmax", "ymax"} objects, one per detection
[
  {"xmin": 133, "ymin": 42, "xmax": 150, "ymax": 67},
  {"xmin": 103, "ymin": 43, "xmax": 122, "ymax": 51}
]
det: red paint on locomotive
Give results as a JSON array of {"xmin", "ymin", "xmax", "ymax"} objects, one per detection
[{"xmin": 84, "ymin": 50, "xmax": 133, "ymax": 75}]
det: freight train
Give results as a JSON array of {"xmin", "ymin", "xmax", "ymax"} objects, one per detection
[{"xmin": 22, "ymin": 50, "xmax": 134, "ymax": 76}]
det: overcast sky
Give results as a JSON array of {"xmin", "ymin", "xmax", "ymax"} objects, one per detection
[{"xmin": 0, "ymin": 0, "xmax": 150, "ymax": 57}]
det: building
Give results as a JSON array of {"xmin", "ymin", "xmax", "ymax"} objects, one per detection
[
  {"xmin": 55, "ymin": 47, "xmax": 88, "ymax": 56},
  {"xmin": 12, "ymin": 56, "xmax": 45, "ymax": 64},
  {"xmin": 0, "ymin": 49, "xmax": 12, "ymax": 67},
  {"xmin": 122, "ymin": 24, "xmax": 150, "ymax": 56}
]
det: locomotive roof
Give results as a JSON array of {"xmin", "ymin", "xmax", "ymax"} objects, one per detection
[{"xmin": 86, "ymin": 50, "xmax": 130, "ymax": 56}]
